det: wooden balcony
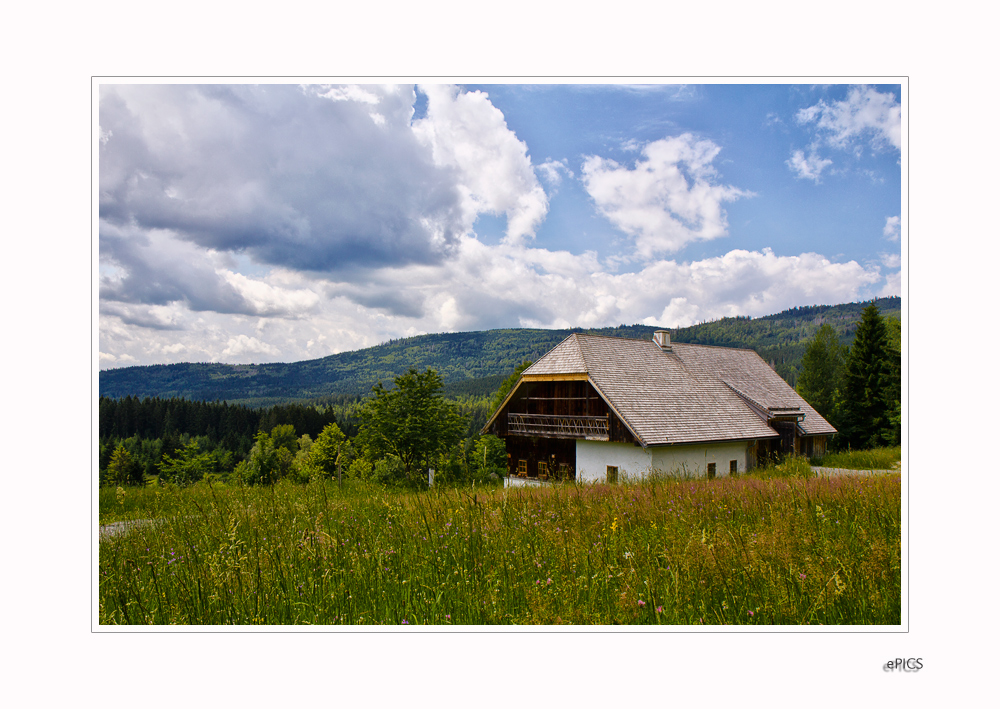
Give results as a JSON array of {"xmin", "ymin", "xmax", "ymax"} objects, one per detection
[{"xmin": 507, "ymin": 413, "xmax": 609, "ymax": 440}]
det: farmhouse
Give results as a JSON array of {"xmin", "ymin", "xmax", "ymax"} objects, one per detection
[{"xmin": 483, "ymin": 331, "xmax": 836, "ymax": 484}]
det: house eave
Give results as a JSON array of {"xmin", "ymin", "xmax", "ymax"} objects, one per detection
[{"xmin": 644, "ymin": 433, "xmax": 780, "ymax": 448}]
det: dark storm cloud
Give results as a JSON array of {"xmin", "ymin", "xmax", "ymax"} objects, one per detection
[
  {"xmin": 448, "ymin": 287, "xmax": 556, "ymax": 331},
  {"xmin": 99, "ymin": 84, "xmax": 466, "ymax": 275},
  {"xmin": 332, "ymin": 285, "xmax": 428, "ymax": 319},
  {"xmin": 99, "ymin": 223, "xmax": 264, "ymax": 315}
]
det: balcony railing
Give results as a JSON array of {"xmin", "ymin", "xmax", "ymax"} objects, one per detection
[{"xmin": 507, "ymin": 413, "xmax": 609, "ymax": 440}]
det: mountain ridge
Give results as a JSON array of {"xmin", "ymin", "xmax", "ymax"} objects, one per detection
[{"xmin": 100, "ymin": 297, "xmax": 900, "ymax": 404}]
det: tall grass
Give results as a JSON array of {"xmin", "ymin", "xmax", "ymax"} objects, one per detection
[
  {"xmin": 99, "ymin": 473, "xmax": 900, "ymax": 625},
  {"xmin": 814, "ymin": 446, "xmax": 901, "ymax": 470}
]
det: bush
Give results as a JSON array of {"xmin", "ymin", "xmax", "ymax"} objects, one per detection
[
  {"xmin": 233, "ymin": 431, "xmax": 281, "ymax": 485},
  {"xmin": 752, "ymin": 455, "xmax": 814, "ymax": 480},
  {"xmin": 158, "ymin": 440, "xmax": 213, "ymax": 486}
]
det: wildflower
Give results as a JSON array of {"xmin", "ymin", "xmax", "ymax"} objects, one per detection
[
  {"xmin": 656, "ymin": 606, "xmax": 663, "ymax": 613},
  {"xmin": 401, "ymin": 620, "xmax": 409, "ymax": 625},
  {"xmin": 546, "ymin": 578, "xmax": 552, "ymax": 585},
  {"xmin": 638, "ymin": 600, "xmax": 646, "ymax": 606},
  {"xmin": 799, "ymin": 573, "xmax": 807, "ymax": 580}
]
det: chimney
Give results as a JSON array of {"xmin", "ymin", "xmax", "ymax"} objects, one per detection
[{"xmin": 653, "ymin": 329, "xmax": 672, "ymax": 351}]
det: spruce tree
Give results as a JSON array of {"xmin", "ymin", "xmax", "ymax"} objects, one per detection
[
  {"xmin": 107, "ymin": 444, "xmax": 144, "ymax": 486},
  {"xmin": 841, "ymin": 304, "xmax": 894, "ymax": 449},
  {"xmin": 796, "ymin": 324, "xmax": 846, "ymax": 423}
]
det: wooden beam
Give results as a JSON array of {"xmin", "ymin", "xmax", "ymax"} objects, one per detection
[{"xmin": 521, "ymin": 373, "xmax": 589, "ymax": 382}]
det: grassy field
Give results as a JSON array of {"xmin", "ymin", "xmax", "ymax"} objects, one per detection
[
  {"xmin": 98, "ymin": 471, "xmax": 900, "ymax": 626},
  {"xmin": 813, "ymin": 446, "xmax": 901, "ymax": 470}
]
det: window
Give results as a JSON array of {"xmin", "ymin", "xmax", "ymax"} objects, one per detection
[
  {"xmin": 730, "ymin": 460, "xmax": 738, "ymax": 475},
  {"xmin": 517, "ymin": 460, "xmax": 527, "ymax": 476},
  {"xmin": 707, "ymin": 462, "xmax": 716, "ymax": 479},
  {"xmin": 606, "ymin": 465, "xmax": 618, "ymax": 483},
  {"xmin": 538, "ymin": 461, "xmax": 549, "ymax": 479}
]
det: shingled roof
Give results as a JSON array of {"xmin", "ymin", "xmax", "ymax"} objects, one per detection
[{"xmin": 514, "ymin": 333, "xmax": 835, "ymax": 447}]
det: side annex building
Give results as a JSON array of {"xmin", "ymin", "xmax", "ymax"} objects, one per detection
[{"xmin": 482, "ymin": 331, "xmax": 836, "ymax": 485}]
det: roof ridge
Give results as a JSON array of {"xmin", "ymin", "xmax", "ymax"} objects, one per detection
[{"xmin": 572, "ymin": 332, "xmax": 657, "ymax": 342}]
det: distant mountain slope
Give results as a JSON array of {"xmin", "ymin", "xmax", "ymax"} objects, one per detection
[
  {"xmin": 674, "ymin": 297, "xmax": 900, "ymax": 385},
  {"xmin": 99, "ymin": 297, "xmax": 900, "ymax": 404}
]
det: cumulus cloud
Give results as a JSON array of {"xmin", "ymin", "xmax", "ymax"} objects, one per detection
[
  {"xmin": 581, "ymin": 134, "xmax": 752, "ymax": 257},
  {"xmin": 305, "ymin": 239, "xmax": 882, "ymax": 341},
  {"xmin": 796, "ymin": 85, "xmax": 901, "ymax": 152},
  {"xmin": 218, "ymin": 270, "xmax": 320, "ymax": 317},
  {"xmin": 537, "ymin": 159, "xmax": 573, "ymax": 187},
  {"xmin": 100, "ymin": 232, "xmax": 886, "ymax": 367},
  {"xmin": 881, "ymin": 252, "xmax": 901, "ymax": 269},
  {"xmin": 99, "ymin": 351, "xmax": 137, "ymax": 366},
  {"xmin": 883, "ymin": 215, "xmax": 901, "ymax": 241},
  {"xmin": 786, "ymin": 149, "xmax": 833, "ymax": 182},
  {"xmin": 222, "ymin": 335, "xmax": 281, "ymax": 358},
  {"xmin": 880, "ymin": 270, "xmax": 901, "ymax": 297},
  {"xmin": 100, "ymin": 84, "xmax": 556, "ymax": 322},
  {"xmin": 411, "ymin": 85, "xmax": 549, "ymax": 246},
  {"xmin": 100, "ymin": 84, "xmax": 465, "ymax": 275}
]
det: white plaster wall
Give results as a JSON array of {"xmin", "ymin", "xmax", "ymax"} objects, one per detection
[
  {"xmin": 575, "ymin": 440, "xmax": 653, "ymax": 483},
  {"xmin": 650, "ymin": 441, "xmax": 749, "ymax": 478}
]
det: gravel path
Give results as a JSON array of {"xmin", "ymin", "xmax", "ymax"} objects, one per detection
[{"xmin": 99, "ymin": 518, "xmax": 158, "ymax": 540}]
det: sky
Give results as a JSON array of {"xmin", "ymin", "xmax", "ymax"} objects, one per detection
[{"xmin": 98, "ymin": 82, "xmax": 903, "ymax": 368}]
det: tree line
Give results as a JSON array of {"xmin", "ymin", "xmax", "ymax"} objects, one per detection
[{"xmin": 100, "ymin": 370, "xmax": 506, "ymax": 489}]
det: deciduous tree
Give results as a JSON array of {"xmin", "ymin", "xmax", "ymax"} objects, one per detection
[
  {"xmin": 301, "ymin": 423, "xmax": 347, "ymax": 480},
  {"xmin": 234, "ymin": 431, "xmax": 281, "ymax": 485},
  {"xmin": 357, "ymin": 368, "xmax": 466, "ymax": 485}
]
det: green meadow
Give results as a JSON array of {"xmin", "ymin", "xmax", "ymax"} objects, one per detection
[
  {"xmin": 813, "ymin": 446, "xmax": 901, "ymax": 471},
  {"xmin": 99, "ymin": 468, "xmax": 900, "ymax": 626}
]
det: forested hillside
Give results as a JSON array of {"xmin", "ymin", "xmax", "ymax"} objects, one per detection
[
  {"xmin": 100, "ymin": 297, "xmax": 900, "ymax": 404},
  {"xmin": 674, "ymin": 297, "xmax": 901, "ymax": 385}
]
